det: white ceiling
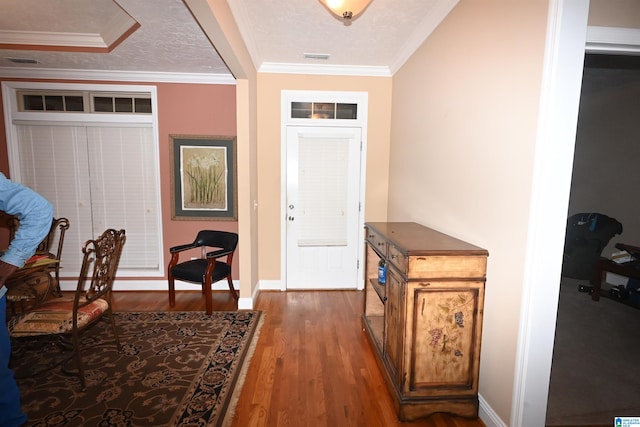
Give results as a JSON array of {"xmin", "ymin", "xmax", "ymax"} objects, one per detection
[{"xmin": 0, "ymin": 0, "xmax": 458, "ymax": 81}]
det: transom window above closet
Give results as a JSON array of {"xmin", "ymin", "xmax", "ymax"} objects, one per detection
[{"xmin": 17, "ymin": 90, "xmax": 152, "ymax": 114}]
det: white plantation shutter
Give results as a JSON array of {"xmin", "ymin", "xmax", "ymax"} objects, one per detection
[
  {"xmin": 17, "ymin": 125, "xmax": 92, "ymax": 274},
  {"xmin": 297, "ymin": 134, "xmax": 349, "ymax": 246},
  {"xmin": 86, "ymin": 126, "xmax": 159, "ymax": 269},
  {"xmin": 15, "ymin": 123, "xmax": 159, "ymax": 274}
]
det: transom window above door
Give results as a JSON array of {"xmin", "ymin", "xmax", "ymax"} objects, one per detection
[{"xmin": 290, "ymin": 101, "xmax": 358, "ymax": 120}]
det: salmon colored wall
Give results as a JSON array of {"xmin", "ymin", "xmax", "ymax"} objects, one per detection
[
  {"xmin": 0, "ymin": 92, "xmax": 7, "ymax": 174},
  {"xmin": 184, "ymin": 0, "xmax": 261, "ymax": 302},
  {"xmin": 0, "ymin": 87, "xmax": 8, "ymax": 246},
  {"xmin": 0, "ymin": 78, "xmax": 238, "ymax": 279},
  {"xmin": 156, "ymin": 83, "xmax": 238, "ymax": 278}
]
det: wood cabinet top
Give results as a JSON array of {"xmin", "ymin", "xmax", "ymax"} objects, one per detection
[{"xmin": 366, "ymin": 222, "xmax": 488, "ymax": 257}]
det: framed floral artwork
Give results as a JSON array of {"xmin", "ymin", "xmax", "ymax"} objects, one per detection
[{"xmin": 170, "ymin": 135, "xmax": 237, "ymax": 220}]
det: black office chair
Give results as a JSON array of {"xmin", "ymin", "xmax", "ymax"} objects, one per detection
[
  {"xmin": 562, "ymin": 213, "xmax": 623, "ymax": 280},
  {"xmin": 167, "ymin": 230, "xmax": 238, "ymax": 315}
]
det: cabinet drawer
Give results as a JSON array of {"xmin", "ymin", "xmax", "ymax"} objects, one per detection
[
  {"xmin": 388, "ymin": 248, "xmax": 487, "ymax": 279},
  {"xmin": 366, "ymin": 227, "xmax": 387, "ymax": 256},
  {"xmin": 409, "ymin": 255, "xmax": 487, "ymax": 279},
  {"xmin": 388, "ymin": 244, "xmax": 407, "ymax": 275}
]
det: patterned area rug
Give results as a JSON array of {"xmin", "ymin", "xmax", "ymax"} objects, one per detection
[{"xmin": 11, "ymin": 311, "xmax": 263, "ymax": 427}]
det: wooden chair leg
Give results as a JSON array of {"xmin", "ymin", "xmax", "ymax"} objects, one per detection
[
  {"xmin": 107, "ymin": 310, "xmax": 121, "ymax": 349},
  {"xmin": 71, "ymin": 330, "xmax": 87, "ymax": 390},
  {"xmin": 168, "ymin": 277, "xmax": 176, "ymax": 307},
  {"xmin": 203, "ymin": 278, "xmax": 213, "ymax": 315},
  {"xmin": 227, "ymin": 275, "xmax": 238, "ymax": 299},
  {"xmin": 52, "ymin": 268, "xmax": 62, "ymax": 297}
]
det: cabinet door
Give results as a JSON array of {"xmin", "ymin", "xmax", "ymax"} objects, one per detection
[
  {"xmin": 403, "ymin": 281, "xmax": 485, "ymax": 397},
  {"xmin": 383, "ymin": 268, "xmax": 404, "ymax": 385}
]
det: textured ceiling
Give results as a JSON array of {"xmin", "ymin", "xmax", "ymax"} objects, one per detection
[
  {"xmin": 0, "ymin": 0, "xmax": 458, "ymax": 79},
  {"xmin": 0, "ymin": 0, "xmax": 230, "ymax": 76},
  {"xmin": 229, "ymin": 0, "xmax": 457, "ymax": 74}
]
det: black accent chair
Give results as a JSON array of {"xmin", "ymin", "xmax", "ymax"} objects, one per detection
[
  {"xmin": 562, "ymin": 213, "xmax": 623, "ymax": 280},
  {"xmin": 167, "ymin": 230, "xmax": 239, "ymax": 315}
]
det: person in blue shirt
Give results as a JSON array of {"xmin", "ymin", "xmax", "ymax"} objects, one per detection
[{"xmin": 0, "ymin": 172, "xmax": 53, "ymax": 427}]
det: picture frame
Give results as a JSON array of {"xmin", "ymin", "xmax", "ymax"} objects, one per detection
[{"xmin": 170, "ymin": 135, "xmax": 237, "ymax": 220}]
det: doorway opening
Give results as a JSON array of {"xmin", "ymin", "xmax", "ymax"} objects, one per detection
[{"xmin": 281, "ymin": 90, "xmax": 368, "ymax": 291}]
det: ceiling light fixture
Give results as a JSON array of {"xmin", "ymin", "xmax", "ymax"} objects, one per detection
[{"xmin": 319, "ymin": 0, "xmax": 372, "ymax": 24}]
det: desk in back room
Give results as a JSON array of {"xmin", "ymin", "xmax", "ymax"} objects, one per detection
[{"xmin": 592, "ymin": 243, "xmax": 640, "ymax": 301}]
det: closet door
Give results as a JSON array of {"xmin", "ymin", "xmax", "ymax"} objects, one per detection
[
  {"xmin": 14, "ymin": 124, "xmax": 159, "ymax": 274},
  {"xmin": 86, "ymin": 126, "xmax": 159, "ymax": 270},
  {"xmin": 16, "ymin": 124, "xmax": 93, "ymax": 274}
]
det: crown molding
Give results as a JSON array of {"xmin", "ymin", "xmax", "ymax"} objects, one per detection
[
  {"xmin": 389, "ymin": 0, "xmax": 459, "ymax": 74},
  {"xmin": 586, "ymin": 26, "xmax": 640, "ymax": 54},
  {"xmin": 0, "ymin": 29, "xmax": 108, "ymax": 49},
  {"xmin": 0, "ymin": 67, "xmax": 236, "ymax": 85},
  {"xmin": 0, "ymin": 6, "xmax": 139, "ymax": 53},
  {"xmin": 259, "ymin": 62, "xmax": 391, "ymax": 77}
]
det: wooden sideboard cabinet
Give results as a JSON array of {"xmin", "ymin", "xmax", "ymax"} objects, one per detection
[{"xmin": 363, "ymin": 222, "xmax": 488, "ymax": 421}]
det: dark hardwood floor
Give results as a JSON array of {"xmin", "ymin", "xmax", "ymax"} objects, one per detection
[{"xmin": 110, "ymin": 289, "xmax": 486, "ymax": 427}]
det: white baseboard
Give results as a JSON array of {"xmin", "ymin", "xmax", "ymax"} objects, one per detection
[
  {"xmin": 238, "ymin": 282, "xmax": 263, "ymax": 310},
  {"xmin": 60, "ymin": 278, "xmax": 261, "ymax": 309},
  {"xmin": 258, "ymin": 279, "xmax": 284, "ymax": 291},
  {"xmin": 58, "ymin": 279, "xmax": 239, "ymax": 292},
  {"xmin": 479, "ymin": 393, "xmax": 507, "ymax": 427},
  {"xmin": 237, "ymin": 297, "xmax": 254, "ymax": 310}
]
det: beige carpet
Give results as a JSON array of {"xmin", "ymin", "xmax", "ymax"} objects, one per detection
[{"xmin": 546, "ymin": 278, "xmax": 640, "ymax": 425}]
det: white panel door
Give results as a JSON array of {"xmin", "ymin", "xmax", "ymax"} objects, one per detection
[{"xmin": 286, "ymin": 126, "xmax": 362, "ymax": 289}]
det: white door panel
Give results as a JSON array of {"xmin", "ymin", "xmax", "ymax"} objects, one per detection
[{"xmin": 286, "ymin": 126, "xmax": 362, "ymax": 289}]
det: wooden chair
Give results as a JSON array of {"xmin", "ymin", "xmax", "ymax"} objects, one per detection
[
  {"xmin": 167, "ymin": 230, "xmax": 238, "ymax": 315},
  {"xmin": 6, "ymin": 216, "xmax": 69, "ymax": 299},
  {"xmin": 5, "ymin": 269, "xmax": 54, "ymax": 317},
  {"xmin": 8, "ymin": 228, "xmax": 126, "ymax": 389},
  {"xmin": 35, "ymin": 217, "xmax": 70, "ymax": 296}
]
